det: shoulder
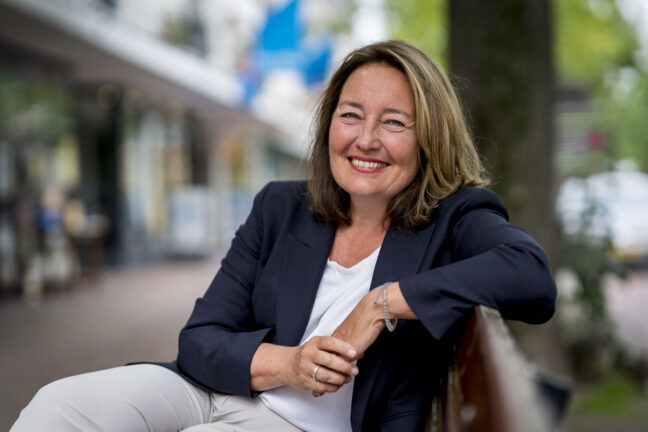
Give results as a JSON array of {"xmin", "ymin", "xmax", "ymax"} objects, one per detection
[
  {"xmin": 250, "ymin": 180, "xmax": 312, "ymax": 228},
  {"xmin": 255, "ymin": 180, "xmax": 309, "ymax": 212},
  {"xmin": 260, "ymin": 180, "xmax": 308, "ymax": 200},
  {"xmin": 437, "ymin": 186, "xmax": 509, "ymax": 221}
]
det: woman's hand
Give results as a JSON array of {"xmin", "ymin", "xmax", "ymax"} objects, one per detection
[
  {"xmin": 331, "ymin": 288, "xmax": 385, "ymax": 356},
  {"xmin": 286, "ymin": 336, "xmax": 360, "ymax": 395},
  {"xmin": 250, "ymin": 338, "xmax": 359, "ymax": 394},
  {"xmin": 332, "ymin": 282, "xmax": 417, "ymax": 356}
]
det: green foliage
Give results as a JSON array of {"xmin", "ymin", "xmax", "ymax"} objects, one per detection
[
  {"xmin": 386, "ymin": 0, "xmax": 640, "ymax": 81},
  {"xmin": 555, "ymin": 0, "xmax": 647, "ymax": 168},
  {"xmin": 385, "ymin": 0, "xmax": 647, "ymax": 168},
  {"xmin": 559, "ymin": 203, "xmax": 627, "ymax": 379},
  {"xmin": 555, "ymin": 0, "xmax": 640, "ymax": 89},
  {"xmin": 160, "ymin": 14, "xmax": 190, "ymax": 47},
  {"xmin": 160, "ymin": 12, "xmax": 200, "ymax": 50},
  {"xmin": 385, "ymin": 0, "xmax": 446, "ymax": 64},
  {"xmin": 0, "ymin": 72, "xmax": 73, "ymax": 142},
  {"xmin": 570, "ymin": 375, "xmax": 648, "ymax": 419},
  {"xmin": 603, "ymin": 71, "xmax": 648, "ymax": 169}
]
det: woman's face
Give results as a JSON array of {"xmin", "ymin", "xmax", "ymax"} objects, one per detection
[{"xmin": 329, "ymin": 62, "xmax": 418, "ymax": 210}]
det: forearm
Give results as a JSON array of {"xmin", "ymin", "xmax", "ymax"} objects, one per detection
[
  {"xmin": 249, "ymin": 343, "xmax": 293, "ymax": 392},
  {"xmin": 383, "ymin": 282, "xmax": 418, "ymax": 320},
  {"xmin": 399, "ymin": 243, "xmax": 556, "ymax": 341}
]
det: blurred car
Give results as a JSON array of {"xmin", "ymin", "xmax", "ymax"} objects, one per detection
[{"xmin": 556, "ymin": 165, "xmax": 648, "ymax": 264}]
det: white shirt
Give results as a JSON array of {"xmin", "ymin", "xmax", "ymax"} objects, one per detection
[{"xmin": 259, "ymin": 246, "xmax": 381, "ymax": 432}]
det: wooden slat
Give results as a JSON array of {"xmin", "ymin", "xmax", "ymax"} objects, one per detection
[{"xmin": 440, "ymin": 306, "xmax": 553, "ymax": 432}]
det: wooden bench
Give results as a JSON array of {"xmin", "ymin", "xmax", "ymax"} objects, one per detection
[{"xmin": 428, "ymin": 306, "xmax": 570, "ymax": 431}]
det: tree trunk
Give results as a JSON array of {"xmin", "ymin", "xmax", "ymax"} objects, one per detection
[
  {"xmin": 448, "ymin": 1, "xmax": 571, "ymax": 377},
  {"xmin": 449, "ymin": 0, "xmax": 555, "ymax": 263}
]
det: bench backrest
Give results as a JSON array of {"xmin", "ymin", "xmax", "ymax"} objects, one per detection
[{"xmin": 432, "ymin": 306, "xmax": 569, "ymax": 432}]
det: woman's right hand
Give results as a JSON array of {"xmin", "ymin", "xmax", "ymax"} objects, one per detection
[
  {"xmin": 250, "ymin": 338, "xmax": 359, "ymax": 394},
  {"xmin": 285, "ymin": 336, "xmax": 360, "ymax": 394}
]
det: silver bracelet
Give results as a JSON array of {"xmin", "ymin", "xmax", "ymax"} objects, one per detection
[{"xmin": 373, "ymin": 282, "xmax": 398, "ymax": 332}]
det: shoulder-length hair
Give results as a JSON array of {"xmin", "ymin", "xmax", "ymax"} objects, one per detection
[{"xmin": 308, "ymin": 40, "xmax": 489, "ymax": 230}]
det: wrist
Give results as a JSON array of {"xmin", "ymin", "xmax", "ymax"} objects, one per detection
[
  {"xmin": 363, "ymin": 290, "xmax": 385, "ymax": 328},
  {"xmin": 372, "ymin": 282, "xmax": 398, "ymax": 332},
  {"xmin": 251, "ymin": 343, "xmax": 292, "ymax": 391}
]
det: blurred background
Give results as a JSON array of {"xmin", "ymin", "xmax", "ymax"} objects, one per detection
[{"xmin": 0, "ymin": 0, "xmax": 647, "ymax": 430}]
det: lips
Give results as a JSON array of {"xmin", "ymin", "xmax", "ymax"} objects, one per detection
[{"xmin": 349, "ymin": 157, "xmax": 389, "ymax": 169}]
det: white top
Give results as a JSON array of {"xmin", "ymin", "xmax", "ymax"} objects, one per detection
[{"xmin": 259, "ymin": 246, "xmax": 381, "ymax": 432}]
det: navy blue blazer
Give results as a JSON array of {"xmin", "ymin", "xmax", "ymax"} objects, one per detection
[{"xmin": 161, "ymin": 181, "xmax": 556, "ymax": 431}]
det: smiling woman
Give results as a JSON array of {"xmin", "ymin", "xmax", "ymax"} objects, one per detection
[
  {"xmin": 12, "ymin": 41, "xmax": 556, "ymax": 432},
  {"xmin": 309, "ymin": 41, "xmax": 489, "ymax": 231}
]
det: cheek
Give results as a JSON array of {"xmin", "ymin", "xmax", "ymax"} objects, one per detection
[
  {"xmin": 328, "ymin": 134, "xmax": 346, "ymax": 177},
  {"xmin": 389, "ymin": 138, "xmax": 418, "ymax": 168},
  {"xmin": 400, "ymin": 143, "xmax": 420, "ymax": 181},
  {"xmin": 329, "ymin": 122, "xmax": 356, "ymax": 152}
]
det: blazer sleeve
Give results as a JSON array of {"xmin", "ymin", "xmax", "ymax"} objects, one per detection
[
  {"xmin": 176, "ymin": 183, "xmax": 274, "ymax": 397},
  {"xmin": 399, "ymin": 188, "xmax": 557, "ymax": 341}
]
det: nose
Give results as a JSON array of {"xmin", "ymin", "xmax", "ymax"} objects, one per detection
[{"xmin": 355, "ymin": 119, "xmax": 381, "ymax": 151}]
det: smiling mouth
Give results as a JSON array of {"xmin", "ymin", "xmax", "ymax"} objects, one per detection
[{"xmin": 349, "ymin": 158, "xmax": 389, "ymax": 169}]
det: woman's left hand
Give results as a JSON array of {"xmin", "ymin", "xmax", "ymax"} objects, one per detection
[
  {"xmin": 332, "ymin": 282, "xmax": 417, "ymax": 356},
  {"xmin": 332, "ymin": 287, "xmax": 385, "ymax": 357}
]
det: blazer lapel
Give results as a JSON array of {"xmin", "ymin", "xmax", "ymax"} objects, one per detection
[
  {"xmin": 351, "ymin": 219, "xmax": 439, "ymax": 428},
  {"xmin": 275, "ymin": 213, "xmax": 335, "ymax": 346}
]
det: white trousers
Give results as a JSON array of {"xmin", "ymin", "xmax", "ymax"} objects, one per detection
[{"xmin": 11, "ymin": 364, "xmax": 303, "ymax": 432}]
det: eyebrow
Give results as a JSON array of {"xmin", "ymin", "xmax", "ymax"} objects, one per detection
[{"xmin": 338, "ymin": 100, "xmax": 413, "ymax": 119}]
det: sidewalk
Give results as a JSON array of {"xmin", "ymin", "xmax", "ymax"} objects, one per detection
[{"xmin": 0, "ymin": 257, "xmax": 220, "ymax": 431}]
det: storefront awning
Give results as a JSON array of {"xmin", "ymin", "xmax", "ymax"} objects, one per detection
[{"xmin": 0, "ymin": 0, "xmax": 244, "ymax": 117}]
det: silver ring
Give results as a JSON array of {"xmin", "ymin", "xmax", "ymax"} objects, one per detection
[{"xmin": 312, "ymin": 365, "xmax": 321, "ymax": 382}]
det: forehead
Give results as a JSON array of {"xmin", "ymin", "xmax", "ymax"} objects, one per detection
[{"xmin": 339, "ymin": 62, "xmax": 414, "ymax": 111}]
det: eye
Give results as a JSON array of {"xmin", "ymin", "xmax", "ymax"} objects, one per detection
[
  {"xmin": 340, "ymin": 112, "xmax": 361, "ymax": 119},
  {"xmin": 384, "ymin": 119, "xmax": 406, "ymax": 127},
  {"xmin": 382, "ymin": 118, "xmax": 409, "ymax": 132}
]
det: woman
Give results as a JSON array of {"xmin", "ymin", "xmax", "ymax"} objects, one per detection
[{"xmin": 12, "ymin": 40, "xmax": 556, "ymax": 431}]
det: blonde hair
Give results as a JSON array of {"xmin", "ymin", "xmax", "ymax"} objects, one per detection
[{"xmin": 308, "ymin": 40, "xmax": 489, "ymax": 230}]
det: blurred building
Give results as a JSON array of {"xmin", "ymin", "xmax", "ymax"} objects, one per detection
[
  {"xmin": 0, "ymin": 0, "xmax": 312, "ymax": 295},
  {"xmin": 555, "ymin": 83, "xmax": 609, "ymax": 180}
]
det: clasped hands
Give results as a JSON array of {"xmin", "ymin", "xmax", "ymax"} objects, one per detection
[{"xmin": 287, "ymin": 285, "xmax": 387, "ymax": 397}]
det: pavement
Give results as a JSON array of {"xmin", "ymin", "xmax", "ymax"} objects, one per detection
[
  {"xmin": 0, "ymin": 257, "xmax": 219, "ymax": 431},
  {"xmin": 1, "ymin": 259, "xmax": 647, "ymax": 431}
]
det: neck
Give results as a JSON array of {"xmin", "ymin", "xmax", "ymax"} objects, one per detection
[{"xmin": 349, "ymin": 198, "xmax": 389, "ymax": 231}]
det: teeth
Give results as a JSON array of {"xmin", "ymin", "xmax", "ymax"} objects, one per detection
[{"xmin": 351, "ymin": 159, "xmax": 388, "ymax": 169}]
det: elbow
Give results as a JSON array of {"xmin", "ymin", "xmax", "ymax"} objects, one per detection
[
  {"xmin": 503, "ymin": 242, "xmax": 557, "ymax": 324},
  {"xmin": 533, "ymin": 272, "xmax": 557, "ymax": 324},
  {"xmin": 526, "ymin": 285, "xmax": 556, "ymax": 324},
  {"xmin": 521, "ymin": 255, "xmax": 557, "ymax": 324},
  {"xmin": 176, "ymin": 328, "xmax": 202, "ymax": 377},
  {"xmin": 176, "ymin": 330, "xmax": 191, "ymax": 371},
  {"xmin": 506, "ymin": 274, "xmax": 556, "ymax": 325}
]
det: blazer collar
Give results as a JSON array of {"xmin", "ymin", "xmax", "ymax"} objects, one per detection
[{"xmin": 275, "ymin": 210, "xmax": 335, "ymax": 346}]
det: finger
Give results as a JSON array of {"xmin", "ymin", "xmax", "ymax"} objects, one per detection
[
  {"xmin": 312, "ymin": 364, "xmax": 352, "ymax": 386},
  {"xmin": 316, "ymin": 336, "xmax": 359, "ymax": 360},
  {"xmin": 312, "ymin": 350, "xmax": 359, "ymax": 379},
  {"xmin": 311, "ymin": 380, "xmax": 342, "ymax": 394}
]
